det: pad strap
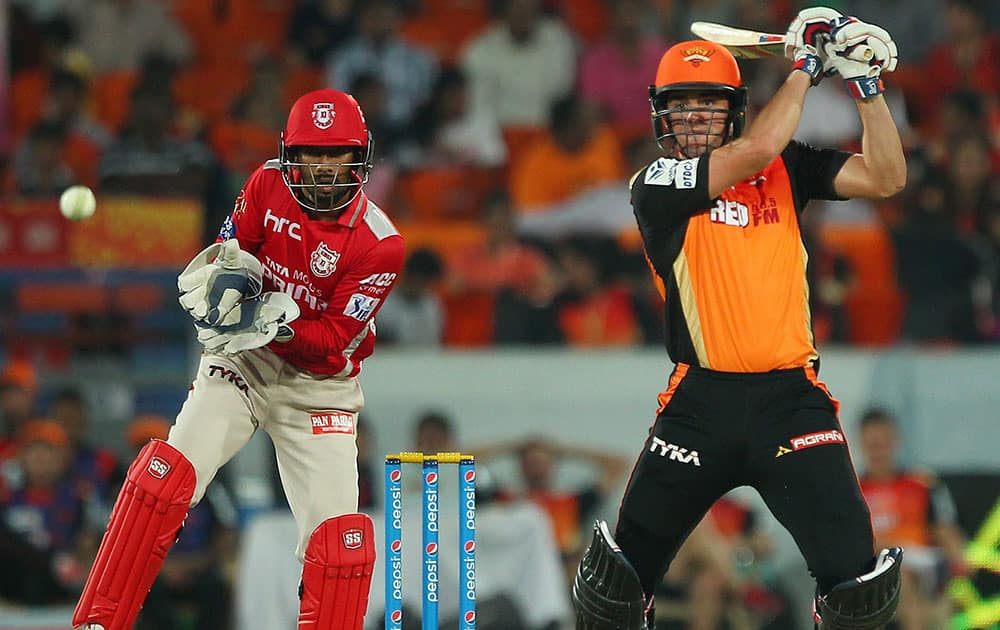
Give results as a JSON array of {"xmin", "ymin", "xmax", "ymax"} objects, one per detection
[{"xmin": 73, "ymin": 440, "xmax": 196, "ymax": 630}]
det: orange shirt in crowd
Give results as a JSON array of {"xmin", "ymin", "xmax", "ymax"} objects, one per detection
[
  {"xmin": 860, "ymin": 471, "xmax": 940, "ymax": 548},
  {"xmin": 510, "ymin": 125, "xmax": 625, "ymax": 212},
  {"xmin": 558, "ymin": 284, "xmax": 640, "ymax": 347},
  {"xmin": 447, "ymin": 242, "xmax": 551, "ymax": 297}
]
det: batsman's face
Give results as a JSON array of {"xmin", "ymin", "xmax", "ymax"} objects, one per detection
[{"xmin": 666, "ymin": 93, "xmax": 731, "ymax": 158}]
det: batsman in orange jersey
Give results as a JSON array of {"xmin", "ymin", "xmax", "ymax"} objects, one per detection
[{"xmin": 572, "ymin": 8, "xmax": 908, "ymax": 630}]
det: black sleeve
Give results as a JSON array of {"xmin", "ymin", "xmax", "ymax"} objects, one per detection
[
  {"xmin": 631, "ymin": 155, "xmax": 713, "ymax": 238},
  {"xmin": 927, "ymin": 478, "xmax": 959, "ymax": 527},
  {"xmin": 782, "ymin": 140, "xmax": 853, "ymax": 211}
]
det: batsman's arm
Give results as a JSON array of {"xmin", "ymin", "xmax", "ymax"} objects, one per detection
[
  {"xmin": 832, "ymin": 97, "xmax": 907, "ymax": 199},
  {"xmin": 708, "ymin": 71, "xmax": 812, "ymax": 198}
]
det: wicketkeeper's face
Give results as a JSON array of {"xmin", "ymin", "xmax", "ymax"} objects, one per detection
[
  {"xmin": 665, "ymin": 92, "xmax": 731, "ymax": 158},
  {"xmin": 295, "ymin": 147, "xmax": 362, "ymax": 208}
]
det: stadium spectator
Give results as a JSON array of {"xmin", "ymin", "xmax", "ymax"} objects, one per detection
[
  {"xmin": 509, "ymin": 95, "xmax": 625, "ymax": 214},
  {"xmin": 69, "ymin": 0, "xmax": 193, "ymax": 74},
  {"xmin": 99, "ymin": 84, "xmax": 217, "ymax": 197},
  {"xmin": 891, "ymin": 172, "xmax": 989, "ymax": 342},
  {"xmin": 347, "ymin": 73, "xmax": 403, "ymax": 204},
  {"xmin": 48, "ymin": 387, "xmax": 122, "ymax": 505},
  {"xmin": 11, "ymin": 120, "xmax": 75, "ymax": 196},
  {"xmin": 0, "ymin": 363, "xmax": 38, "ymax": 454},
  {"xmin": 474, "ymin": 434, "xmax": 628, "ymax": 573},
  {"xmin": 842, "ymin": 0, "xmax": 946, "ymax": 64},
  {"xmin": 410, "ymin": 67, "xmax": 508, "ymax": 168},
  {"xmin": 286, "ymin": 0, "xmax": 358, "ymax": 66},
  {"xmin": 554, "ymin": 237, "xmax": 641, "ymax": 346},
  {"xmin": 412, "ymin": 410, "xmax": 457, "ymax": 455},
  {"xmin": 461, "ymin": 0, "xmax": 576, "ymax": 130},
  {"xmin": 578, "ymin": 0, "xmax": 666, "ymax": 142},
  {"xmin": 210, "ymin": 55, "xmax": 288, "ymax": 180},
  {"xmin": 326, "ymin": 0, "xmax": 438, "ymax": 128},
  {"xmin": 912, "ymin": 0, "xmax": 1000, "ymax": 128},
  {"xmin": 377, "ymin": 248, "xmax": 446, "ymax": 347},
  {"xmin": 0, "ymin": 420, "xmax": 99, "ymax": 605},
  {"xmin": 857, "ymin": 408, "xmax": 970, "ymax": 630}
]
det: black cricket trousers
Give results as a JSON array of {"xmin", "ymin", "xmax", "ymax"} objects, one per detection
[{"xmin": 615, "ymin": 363, "xmax": 875, "ymax": 595}]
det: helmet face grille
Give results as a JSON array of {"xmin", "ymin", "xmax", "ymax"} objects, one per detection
[
  {"xmin": 649, "ymin": 85, "xmax": 748, "ymax": 158},
  {"xmin": 279, "ymin": 134, "xmax": 374, "ymax": 213}
]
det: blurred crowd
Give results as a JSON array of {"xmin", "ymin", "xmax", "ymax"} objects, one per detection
[{"xmin": 4, "ymin": 0, "xmax": 1000, "ymax": 354}]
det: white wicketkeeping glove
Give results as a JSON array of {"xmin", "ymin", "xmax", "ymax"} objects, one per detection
[
  {"xmin": 178, "ymin": 239, "xmax": 263, "ymax": 326},
  {"xmin": 195, "ymin": 291, "xmax": 300, "ymax": 355},
  {"xmin": 823, "ymin": 17, "xmax": 898, "ymax": 99},
  {"xmin": 785, "ymin": 7, "xmax": 843, "ymax": 84}
]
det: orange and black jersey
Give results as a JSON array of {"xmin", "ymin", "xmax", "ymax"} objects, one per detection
[{"xmin": 632, "ymin": 141, "xmax": 852, "ymax": 373}]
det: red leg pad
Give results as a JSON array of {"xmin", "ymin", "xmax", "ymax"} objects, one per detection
[
  {"xmin": 298, "ymin": 513, "xmax": 377, "ymax": 630},
  {"xmin": 73, "ymin": 439, "xmax": 196, "ymax": 630}
]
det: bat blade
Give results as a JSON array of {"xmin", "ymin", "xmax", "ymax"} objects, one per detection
[{"xmin": 690, "ymin": 21, "xmax": 786, "ymax": 59}]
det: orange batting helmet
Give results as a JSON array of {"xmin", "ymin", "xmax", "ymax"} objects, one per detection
[{"xmin": 649, "ymin": 40, "xmax": 748, "ymax": 156}]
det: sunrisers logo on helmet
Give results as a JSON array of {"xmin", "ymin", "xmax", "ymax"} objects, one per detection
[{"xmin": 680, "ymin": 45, "xmax": 716, "ymax": 66}]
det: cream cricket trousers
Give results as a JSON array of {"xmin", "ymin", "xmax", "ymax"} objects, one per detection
[{"xmin": 167, "ymin": 346, "xmax": 363, "ymax": 560}]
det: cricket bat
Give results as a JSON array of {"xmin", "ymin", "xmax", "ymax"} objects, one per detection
[
  {"xmin": 692, "ymin": 21, "xmax": 875, "ymax": 63},
  {"xmin": 690, "ymin": 21, "xmax": 787, "ymax": 59}
]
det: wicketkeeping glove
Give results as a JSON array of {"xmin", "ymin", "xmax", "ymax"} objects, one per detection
[
  {"xmin": 785, "ymin": 6, "xmax": 843, "ymax": 85},
  {"xmin": 823, "ymin": 17, "xmax": 898, "ymax": 99},
  {"xmin": 194, "ymin": 291, "xmax": 300, "ymax": 355},
  {"xmin": 178, "ymin": 239, "xmax": 263, "ymax": 326}
]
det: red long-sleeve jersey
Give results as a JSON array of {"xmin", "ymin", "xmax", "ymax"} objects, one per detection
[{"xmin": 216, "ymin": 160, "xmax": 405, "ymax": 377}]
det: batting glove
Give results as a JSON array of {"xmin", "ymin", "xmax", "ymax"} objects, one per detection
[
  {"xmin": 785, "ymin": 7, "xmax": 842, "ymax": 84},
  {"xmin": 178, "ymin": 239, "xmax": 263, "ymax": 326},
  {"xmin": 823, "ymin": 17, "xmax": 898, "ymax": 99},
  {"xmin": 195, "ymin": 291, "xmax": 300, "ymax": 355}
]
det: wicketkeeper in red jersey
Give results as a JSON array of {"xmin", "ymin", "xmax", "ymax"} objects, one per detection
[{"xmin": 72, "ymin": 89, "xmax": 404, "ymax": 630}]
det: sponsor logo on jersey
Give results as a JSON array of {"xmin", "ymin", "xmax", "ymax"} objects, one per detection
[
  {"xmin": 312, "ymin": 102, "xmax": 335, "ymax": 129},
  {"xmin": 310, "ymin": 242, "xmax": 340, "ymax": 277},
  {"xmin": 676, "ymin": 158, "xmax": 699, "ymax": 189},
  {"xmin": 775, "ymin": 446, "xmax": 792, "ymax": 458},
  {"xmin": 264, "ymin": 208, "xmax": 301, "ymax": 241},
  {"xmin": 359, "ymin": 272, "xmax": 397, "ymax": 295},
  {"xmin": 344, "ymin": 293, "xmax": 380, "ymax": 321},
  {"xmin": 208, "ymin": 364, "xmax": 249, "ymax": 394},
  {"xmin": 342, "ymin": 528, "xmax": 364, "ymax": 550},
  {"xmin": 147, "ymin": 456, "xmax": 171, "ymax": 479},
  {"xmin": 784, "ymin": 429, "xmax": 846, "ymax": 454},
  {"xmin": 644, "ymin": 158, "xmax": 678, "ymax": 186},
  {"xmin": 310, "ymin": 411, "xmax": 355, "ymax": 435},
  {"xmin": 649, "ymin": 436, "xmax": 701, "ymax": 466},
  {"xmin": 710, "ymin": 199, "xmax": 749, "ymax": 227},
  {"xmin": 233, "ymin": 190, "xmax": 247, "ymax": 216},
  {"xmin": 791, "ymin": 429, "xmax": 845, "ymax": 450}
]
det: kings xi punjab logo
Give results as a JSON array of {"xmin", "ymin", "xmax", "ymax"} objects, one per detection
[
  {"xmin": 310, "ymin": 242, "xmax": 340, "ymax": 277},
  {"xmin": 312, "ymin": 102, "xmax": 335, "ymax": 129}
]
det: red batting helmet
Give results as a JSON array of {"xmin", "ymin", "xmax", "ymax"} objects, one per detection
[{"xmin": 279, "ymin": 89, "xmax": 374, "ymax": 212}]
